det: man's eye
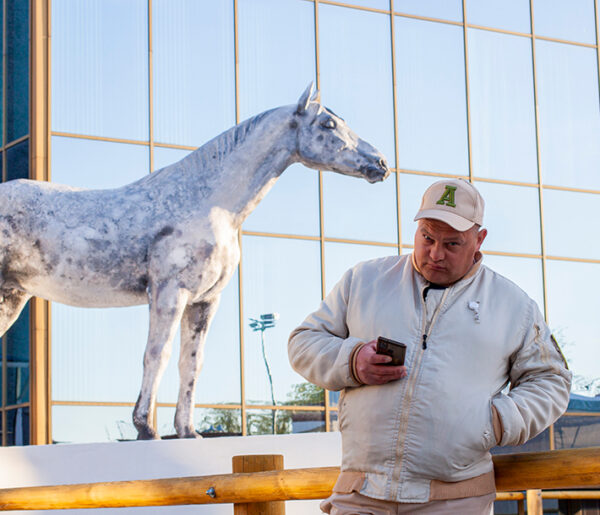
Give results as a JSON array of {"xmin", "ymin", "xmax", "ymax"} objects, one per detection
[{"xmin": 321, "ymin": 118, "xmax": 336, "ymax": 129}]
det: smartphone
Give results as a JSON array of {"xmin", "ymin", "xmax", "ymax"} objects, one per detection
[{"xmin": 376, "ymin": 336, "xmax": 407, "ymax": 366}]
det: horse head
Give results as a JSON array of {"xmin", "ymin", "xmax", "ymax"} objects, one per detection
[{"xmin": 293, "ymin": 83, "xmax": 390, "ymax": 184}]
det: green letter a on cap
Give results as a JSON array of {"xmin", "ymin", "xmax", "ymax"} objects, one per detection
[{"xmin": 436, "ymin": 185, "xmax": 457, "ymax": 208}]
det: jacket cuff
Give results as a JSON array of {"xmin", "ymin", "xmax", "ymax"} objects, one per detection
[
  {"xmin": 349, "ymin": 341, "xmax": 368, "ymax": 385},
  {"xmin": 492, "ymin": 393, "xmax": 522, "ymax": 446}
]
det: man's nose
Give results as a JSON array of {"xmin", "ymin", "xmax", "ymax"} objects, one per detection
[{"xmin": 430, "ymin": 243, "xmax": 444, "ymax": 261}]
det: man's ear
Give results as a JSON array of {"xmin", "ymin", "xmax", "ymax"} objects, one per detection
[{"xmin": 476, "ymin": 228, "xmax": 488, "ymax": 249}]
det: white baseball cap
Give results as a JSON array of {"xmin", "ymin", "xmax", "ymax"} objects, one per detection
[{"xmin": 414, "ymin": 179, "xmax": 485, "ymax": 232}]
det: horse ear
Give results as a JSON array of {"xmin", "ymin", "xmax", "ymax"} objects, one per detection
[{"xmin": 296, "ymin": 82, "xmax": 315, "ymax": 115}]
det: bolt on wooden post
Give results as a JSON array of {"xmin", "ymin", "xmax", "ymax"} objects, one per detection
[{"xmin": 232, "ymin": 455, "xmax": 285, "ymax": 515}]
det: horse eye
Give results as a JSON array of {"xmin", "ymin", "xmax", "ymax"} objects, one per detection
[{"xmin": 321, "ymin": 118, "xmax": 336, "ymax": 129}]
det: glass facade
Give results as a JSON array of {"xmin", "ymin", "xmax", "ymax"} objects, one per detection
[{"xmin": 1, "ymin": 0, "xmax": 596, "ymax": 452}]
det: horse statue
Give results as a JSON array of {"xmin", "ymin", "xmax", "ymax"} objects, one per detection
[{"xmin": 0, "ymin": 83, "xmax": 389, "ymax": 439}]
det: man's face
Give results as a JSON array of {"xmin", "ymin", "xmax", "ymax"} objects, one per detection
[{"xmin": 414, "ymin": 219, "xmax": 487, "ymax": 286}]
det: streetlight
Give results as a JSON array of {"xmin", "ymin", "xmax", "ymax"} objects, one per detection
[{"xmin": 249, "ymin": 313, "xmax": 280, "ymax": 434}]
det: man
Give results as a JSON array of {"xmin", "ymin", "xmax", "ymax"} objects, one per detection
[{"xmin": 288, "ymin": 179, "xmax": 571, "ymax": 514}]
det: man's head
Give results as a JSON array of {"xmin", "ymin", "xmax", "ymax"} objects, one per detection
[{"xmin": 413, "ymin": 179, "xmax": 487, "ymax": 286}]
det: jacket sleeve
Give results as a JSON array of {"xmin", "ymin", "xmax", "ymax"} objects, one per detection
[
  {"xmin": 492, "ymin": 301, "xmax": 572, "ymax": 447},
  {"xmin": 288, "ymin": 267, "xmax": 364, "ymax": 391}
]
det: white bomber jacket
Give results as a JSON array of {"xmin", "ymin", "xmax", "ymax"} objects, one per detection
[{"xmin": 288, "ymin": 254, "xmax": 571, "ymax": 503}]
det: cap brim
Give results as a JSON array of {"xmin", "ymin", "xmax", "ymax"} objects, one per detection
[{"xmin": 414, "ymin": 209, "xmax": 475, "ymax": 232}]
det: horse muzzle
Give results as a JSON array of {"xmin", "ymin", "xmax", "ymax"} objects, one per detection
[{"xmin": 362, "ymin": 159, "xmax": 390, "ymax": 183}]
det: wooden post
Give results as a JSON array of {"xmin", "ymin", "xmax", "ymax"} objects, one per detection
[
  {"xmin": 526, "ymin": 489, "xmax": 543, "ymax": 515},
  {"xmin": 517, "ymin": 498, "xmax": 525, "ymax": 515},
  {"xmin": 232, "ymin": 455, "xmax": 285, "ymax": 515}
]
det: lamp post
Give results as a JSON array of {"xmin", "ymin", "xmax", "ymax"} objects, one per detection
[{"xmin": 249, "ymin": 313, "xmax": 280, "ymax": 434}]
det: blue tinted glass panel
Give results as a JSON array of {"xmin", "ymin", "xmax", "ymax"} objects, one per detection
[
  {"xmin": 468, "ymin": 29, "xmax": 537, "ymax": 183},
  {"xmin": 474, "ymin": 182, "xmax": 541, "ymax": 255},
  {"xmin": 157, "ymin": 407, "xmax": 242, "ymax": 438},
  {"xmin": 536, "ymin": 41, "xmax": 600, "ymax": 190},
  {"xmin": 319, "ymin": 5, "xmax": 395, "ymax": 168},
  {"xmin": 244, "ymin": 164, "xmax": 320, "ymax": 237},
  {"xmin": 6, "ymin": 408, "xmax": 29, "ymax": 446},
  {"xmin": 238, "ymin": 0, "xmax": 315, "ymax": 121},
  {"xmin": 534, "ymin": 0, "xmax": 596, "ymax": 44},
  {"xmin": 246, "ymin": 409, "xmax": 325, "ymax": 435},
  {"xmin": 52, "ymin": 305, "xmax": 149, "ymax": 402},
  {"xmin": 554, "ymin": 416, "xmax": 600, "ymax": 449},
  {"xmin": 342, "ymin": 0, "xmax": 389, "ymax": 9},
  {"xmin": 323, "ymin": 171, "xmax": 397, "ymax": 243},
  {"xmin": 52, "ymin": 0, "xmax": 149, "ymax": 140},
  {"xmin": 546, "ymin": 260, "xmax": 600, "ymax": 381},
  {"xmin": 544, "ymin": 189, "xmax": 600, "ymax": 260},
  {"xmin": 6, "ymin": 0, "xmax": 29, "ymax": 143},
  {"xmin": 324, "ymin": 242, "xmax": 396, "ymax": 294},
  {"xmin": 395, "ymin": 17, "xmax": 468, "ymax": 175},
  {"xmin": 6, "ymin": 302, "xmax": 30, "ymax": 405},
  {"xmin": 51, "ymin": 136, "xmax": 149, "ymax": 189},
  {"xmin": 153, "ymin": 0, "xmax": 235, "ymax": 147},
  {"xmin": 0, "ymin": 5, "xmax": 4, "ymax": 145},
  {"xmin": 242, "ymin": 236, "xmax": 321, "ymax": 405},
  {"xmin": 466, "ymin": 0, "xmax": 531, "ymax": 33},
  {"xmin": 157, "ymin": 270, "xmax": 241, "ymax": 405},
  {"xmin": 482, "ymin": 255, "xmax": 545, "ymax": 316},
  {"xmin": 395, "ymin": 0, "xmax": 462, "ymax": 21},
  {"xmin": 52, "ymin": 405, "xmax": 136, "ymax": 443},
  {"xmin": 5, "ymin": 140, "xmax": 29, "ymax": 181},
  {"xmin": 153, "ymin": 147, "xmax": 193, "ymax": 172}
]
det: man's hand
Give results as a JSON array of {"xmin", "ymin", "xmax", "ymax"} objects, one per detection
[{"xmin": 355, "ymin": 340, "xmax": 408, "ymax": 385}]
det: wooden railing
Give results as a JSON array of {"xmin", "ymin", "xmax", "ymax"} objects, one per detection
[{"xmin": 0, "ymin": 447, "xmax": 598, "ymax": 513}]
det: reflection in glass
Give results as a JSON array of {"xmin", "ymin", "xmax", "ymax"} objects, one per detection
[
  {"xmin": 536, "ymin": 41, "xmax": 600, "ymax": 190},
  {"xmin": 468, "ymin": 29, "xmax": 537, "ymax": 183},
  {"xmin": 546, "ymin": 260, "xmax": 600, "ymax": 381},
  {"xmin": 51, "ymin": 136, "xmax": 149, "ymax": 189},
  {"xmin": 329, "ymin": 410, "xmax": 339, "ymax": 431},
  {"xmin": 238, "ymin": 0, "xmax": 315, "ymax": 121},
  {"xmin": 157, "ymin": 407, "xmax": 242, "ymax": 438},
  {"xmin": 6, "ymin": 408, "xmax": 29, "ymax": 446},
  {"xmin": 6, "ymin": 303, "xmax": 30, "ymax": 406},
  {"xmin": 544, "ymin": 189, "xmax": 600, "ymax": 260},
  {"xmin": 554, "ymin": 415, "xmax": 600, "ymax": 449},
  {"xmin": 153, "ymin": 0, "xmax": 235, "ymax": 147},
  {"xmin": 323, "ymin": 171, "xmax": 398, "ymax": 243},
  {"xmin": 325, "ymin": 242, "xmax": 396, "ymax": 295},
  {"xmin": 395, "ymin": 17, "xmax": 468, "ymax": 174},
  {"xmin": 153, "ymin": 147, "xmax": 193, "ymax": 172},
  {"xmin": 52, "ymin": 0, "xmax": 149, "ymax": 140},
  {"xmin": 244, "ymin": 164, "xmax": 320, "ymax": 237},
  {"xmin": 534, "ymin": 0, "xmax": 596, "ymax": 44},
  {"xmin": 6, "ymin": 0, "xmax": 29, "ymax": 143},
  {"xmin": 52, "ymin": 405, "xmax": 136, "ymax": 443},
  {"xmin": 246, "ymin": 409, "xmax": 325, "ymax": 435},
  {"xmin": 5, "ymin": 140, "xmax": 28, "ymax": 181},
  {"xmin": 395, "ymin": 0, "xmax": 462, "ymax": 21},
  {"xmin": 482, "ymin": 255, "xmax": 544, "ymax": 316},
  {"xmin": 474, "ymin": 182, "xmax": 541, "ymax": 254},
  {"xmin": 242, "ymin": 236, "xmax": 321, "ymax": 405},
  {"xmin": 319, "ymin": 5, "xmax": 395, "ymax": 167},
  {"xmin": 466, "ymin": 0, "xmax": 530, "ymax": 33}
]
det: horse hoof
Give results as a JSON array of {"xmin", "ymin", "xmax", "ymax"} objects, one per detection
[
  {"xmin": 177, "ymin": 427, "xmax": 203, "ymax": 439},
  {"xmin": 136, "ymin": 428, "xmax": 160, "ymax": 440}
]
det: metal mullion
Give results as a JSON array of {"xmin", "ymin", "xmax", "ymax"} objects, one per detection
[
  {"xmin": 154, "ymin": 141, "xmax": 197, "ymax": 151},
  {"xmin": 147, "ymin": 0, "xmax": 154, "ymax": 174},
  {"xmin": 389, "ymin": 0, "xmax": 402, "ymax": 253},
  {"xmin": 2, "ymin": 134, "xmax": 29, "ymax": 150},
  {"xmin": 317, "ymin": 0, "xmax": 389, "ymax": 16},
  {"xmin": 247, "ymin": 404, "xmax": 325, "ymax": 412},
  {"xmin": 473, "ymin": 176, "xmax": 540, "ymax": 189},
  {"xmin": 535, "ymin": 33, "xmax": 597, "ymax": 49},
  {"xmin": 466, "ymin": 23, "xmax": 532, "ymax": 39},
  {"xmin": 242, "ymin": 230, "xmax": 320, "ymax": 242},
  {"xmin": 392, "ymin": 10, "xmax": 462, "ymax": 27},
  {"xmin": 462, "ymin": 0, "xmax": 474, "ymax": 184},
  {"xmin": 1, "ymin": 0, "xmax": 4, "ymax": 448},
  {"xmin": 325, "ymin": 236, "xmax": 397, "ymax": 247},
  {"xmin": 543, "ymin": 184, "xmax": 600, "ymax": 195},
  {"xmin": 397, "ymin": 168, "xmax": 469, "ymax": 180},
  {"xmin": 546, "ymin": 255, "xmax": 600, "ymax": 265},
  {"xmin": 50, "ymin": 131, "xmax": 149, "ymax": 147},
  {"xmin": 595, "ymin": 0, "xmax": 600, "ymax": 130}
]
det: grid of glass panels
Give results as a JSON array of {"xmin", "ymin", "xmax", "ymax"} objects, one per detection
[{"xmin": 46, "ymin": 0, "xmax": 600, "ymax": 446}]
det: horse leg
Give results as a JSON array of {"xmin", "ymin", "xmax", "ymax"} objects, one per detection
[
  {"xmin": 174, "ymin": 296, "xmax": 221, "ymax": 438},
  {"xmin": 133, "ymin": 281, "xmax": 189, "ymax": 440},
  {"xmin": 0, "ymin": 289, "xmax": 32, "ymax": 337}
]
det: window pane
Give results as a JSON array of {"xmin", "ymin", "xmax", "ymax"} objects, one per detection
[
  {"xmin": 52, "ymin": 0, "xmax": 149, "ymax": 140},
  {"xmin": 324, "ymin": 242, "xmax": 396, "ymax": 294},
  {"xmin": 153, "ymin": 0, "xmax": 235, "ymax": 147},
  {"xmin": 6, "ymin": 407, "xmax": 29, "ymax": 446},
  {"xmin": 323, "ymin": 171, "xmax": 398, "ymax": 243},
  {"xmin": 474, "ymin": 182, "xmax": 541, "ymax": 254},
  {"xmin": 52, "ymin": 405, "xmax": 136, "ymax": 443},
  {"xmin": 546, "ymin": 260, "xmax": 600, "ymax": 381},
  {"xmin": 482, "ymin": 255, "xmax": 545, "ymax": 316},
  {"xmin": 536, "ymin": 41, "xmax": 600, "ymax": 190},
  {"xmin": 554, "ymin": 415, "xmax": 600, "ymax": 449},
  {"xmin": 238, "ymin": 0, "xmax": 315, "ymax": 121},
  {"xmin": 6, "ymin": 0, "xmax": 29, "ymax": 143},
  {"xmin": 395, "ymin": 17, "xmax": 468, "ymax": 174},
  {"xmin": 468, "ymin": 29, "xmax": 538, "ymax": 183},
  {"xmin": 342, "ymin": 0, "xmax": 389, "ymax": 9},
  {"xmin": 153, "ymin": 147, "xmax": 193, "ymax": 171},
  {"xmin": 242, "ymin": 236, "xmax": 321, "ymax": 405},
  {"xmin": 246, "ymin": 408, "xmax": 325, "ymax": 435},
  {"xmin": 244, "ymin": 165, "xmax": 320, "ymax": 237},
  {"xmin": 534, "ymin": 0, "xmax": 596, "ymax": 44},
  {"xmin": 395, "ymin": 0, "xmax": 462, "ymax": 21},
  {"xmin": 319, "ymin": 5, "xmax": 395, "ymax": 168},
  {"xmin": 466, "ymin": 0, "xmax": 531, "ymax": 33},
  {"xmin": 157, "ymin": 407, "xmax": 242, "ymax": 438},
  {"xmin": 5, "ymin": 139, "xmax": 29, "ymax": 181},
  {"xmin": 544, "ymin": 189, "xmax": 599, "ymax": 260},
  {"xmin": 6, "ymin": 303, "xmax": 30, "ymax": 406},
  {"xmin": 51, "ymin": 136, "xmax": 149, "ymax": 189}
]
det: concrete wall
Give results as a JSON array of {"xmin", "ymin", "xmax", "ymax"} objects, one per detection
[{"xmin": 0, "ymin": 432, "xmax": 342, "ymax": 514}]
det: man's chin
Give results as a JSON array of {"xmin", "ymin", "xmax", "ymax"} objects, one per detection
[{"xmin": 422, "ymin": 267, "xmax": 452, "ymax": 286}]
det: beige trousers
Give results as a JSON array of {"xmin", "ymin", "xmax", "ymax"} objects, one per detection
[{"xmin": 320, "ymin": 492, "xmax": 496, "ymax": 514}]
